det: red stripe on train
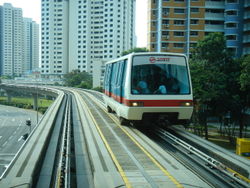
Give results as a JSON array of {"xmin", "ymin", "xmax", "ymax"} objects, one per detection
[
  {"xmin": 104, "ymin": 90, "xmax": 192, "ymax": 107},
  {"xmin": 124, "ymin": 99, "xmax": 193, "ymax": 107}
]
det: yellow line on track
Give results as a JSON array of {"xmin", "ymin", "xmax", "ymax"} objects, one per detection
[
  {"xmin": 108, "ymin": 114, "xmax": 183, "ymax": 188},
  {"xmin": 79, "ymin": 91, "xmax": 250, "ymax": 187},
  {"xmin": 226, "ymin": 167, "xmax": 250, "ymax": 184},
  {"xmin": 83, "ymin": 91, "xmax": 183, "ymax": 188},
  {"xmin": 77, "ymin": 93, "xmax": 132, "ymax": 188}
]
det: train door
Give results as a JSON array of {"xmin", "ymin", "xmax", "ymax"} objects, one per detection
[
  {"xmin": 120, "ymin": 60, "xmax": 127, "ymax": 104},
  {"xmin": 104, "ymin": 64, "xmax": 112, "ymax": 97},
  {"xmin": 111, "ymin": 62, "xmax": 119, "ymax": 99},
  {"xmin": 116, "ymin": 60, "xmax": 127, "ymax": 103}
]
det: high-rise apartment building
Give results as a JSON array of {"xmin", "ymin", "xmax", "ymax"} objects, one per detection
[
  {"xmin": 0, "ymin": 3, "xmax": 23, "ymax": 76},
  {"xmin": 23, "ymin": 18, "xmax": 39, "ymax": 73},
  {"xmin": 243, "ymin": 0, "xmax": 250, "ymax": 55},
  {"xmin": 0, "ymin": 3, "xmax": 39, "ymax": 76},
  {"xmin": 148, "ymin": 0, "xmax": 247, "ymax": 57},
  {"xmin": 41, "ymin": 0, "xmax": 135, "ymax": 87}
]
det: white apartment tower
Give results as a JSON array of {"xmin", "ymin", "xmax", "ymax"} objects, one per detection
[
  {"xmin": 0, "ymin": 3, "xmax": 39, "ymax": 76},
  {"xmin": 23, "ymin": 18, "xmax": 39, "ymax": 73},
  {"xmin": 0, "ymin": 3, "xmax": 23, "ymax": 76},
  {"xmin": 41, "ymin": 0, "xmax": 136, "ymax": 86}
]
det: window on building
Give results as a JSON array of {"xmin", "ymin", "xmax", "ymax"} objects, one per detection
[
  {"xmin": 191, "ymin": 8, "xmax": 199, "ymax": 13},
  {"xmin": 174, "ymin": 31, "xmax": 184, "ymax": 36},
  {"xmin": 226, "ymin": 10, "xmax": 237, "ymax": 16},
  {"xmin": 174, "ymin": 43, "xmax": 185, "ymax": 48},
  {"xmin": 174, "ymin": 8, "xmax": 185, "ymax": 14},
  {"xmin": 174, "ymin": 20, "xmax": 185, "ymax": 25},
  {"xmin": 206, "ymin": 8, "xmax": 224, "ymax": 13},
  {"xmin": 152, "ymin": 10, "xmax": 157, "ymax": 16},
  {"xmin": 226, "ymin": 35, "xmax": 237, "ymax": 40},
  {"xmin": 227, "ymin": 0, "xmax": 238, "ymax": 3},
  {"xmin": 191, "ymin": 19, "xmax": 199, "ymax": 24},
  {"xmin": 162, "ymin": 31, "xmax": 169, "ymax": 37},
  {"xmin": 205, "ymin": 20, "xmax": 224, "ymax": 25},
  {"xmin": 226, "ymin": 22, "xmax": 237, "ymax": 28},
  {"xmin": 162, "ymin": 43, "xmax": 168, "ymax": 48},
  {"xmin": 162, "ymin": 8, "xmax": 169, "ymax": 15},
  {"xmin": 190, "ymin": 31, "xmax": 198, "ymax": 36},
  {"xmin": 162, "ymin": 19, "xmax": 169, "ymax": 25}
]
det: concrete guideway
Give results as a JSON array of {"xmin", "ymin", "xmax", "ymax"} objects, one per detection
[
  {"xmin": 81, "ymin": 89, "xmax": 250, "ymax": 188},
  {"xmin": 78, "ymin": 89, "xmax": 211, "ymax": 188},
  {"xmin": 0, "ymin": 86, "xmax": 64, "ymax": 188},
  {"xmin": 0, "ymin": 84, "xmax": 249, "ymax": 188}
]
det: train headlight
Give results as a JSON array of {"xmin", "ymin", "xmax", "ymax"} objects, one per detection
[
  {"xmin": 129, "ymin": 101, "xmax": 144, "ymax": 107},
  {"xmin": 180, "ymin": 102, "xmax": 193, "ymax": 107}
]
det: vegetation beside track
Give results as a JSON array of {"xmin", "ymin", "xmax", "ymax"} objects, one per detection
[
  {"xmin": 187, "ymin": 124, "xmax": 250, "ymax": 152},
  {"xmin": 0, "ymin": 96, "xmax": 53, "ymax": 114}
]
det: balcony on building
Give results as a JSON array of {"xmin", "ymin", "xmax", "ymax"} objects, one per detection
[
  {"xmin": 245, "ymin": 0, "xmax": 250, "ymax": 8},
  {"xmin": 205, "ymin": 24, "xmax": 224, "ymax": 32},
  {"xmin": 205, "ymin": 20, "xmax": 224, "ymax": 32},
  {"xmin": 243, "ymin": 35, "xmax": 250, "ymax": 43},
  {"xmin": 205, "ymin": 0, "xmax": 225, "ymax": 9},
  {"xmin": 244, "ymin": 11, "xmax": 250, "ymax": 19},
  {"xmin": 205, "ymin": 12, "xmax": 224, "ymax": 20},
  {"xmin": 244, "ymin": 23, "xmax": 250, "ymax": 31},
  {"xmin": 243, "ymin": 47, "xmax": 250, "ymax": 55}
]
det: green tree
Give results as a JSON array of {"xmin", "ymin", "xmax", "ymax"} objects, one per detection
[
  {"xmin": 64, "ymin": 70, "xmax": 92, "ymax": 89},
  {"xmin": 240, "ymin": 55, "xmax": 250, "ymax": 92},
  {"xmin": 192, "ymin": 32, "xmax": 232, "ymax": 66},
  {"xmin": 121, "ymin": 47, "xmax": 149, "ymax": 56},
  {"xmin": 238, "ymin": 55, "xmax": 250, "ymax": 137},
  {"xmin": 190, "ymin": 32, "xmax": 238, "ymax": 139}
]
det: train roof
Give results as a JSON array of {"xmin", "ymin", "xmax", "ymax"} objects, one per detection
[{"xmin": 104, "ymin": 52, "xmax": 187, "ymax": 65}]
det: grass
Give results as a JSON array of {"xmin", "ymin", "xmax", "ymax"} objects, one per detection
[
  {"xmin": 0, "ymin": 96, "xmax": 53, "ymax": 107},
  {"xmin": 187, "ymin": 125, "xmax": 237, "ymax": 152},
  {"xmin": 0, "ymin": 96, "xmax": 53, "ymax": 113},
  {"xmin": 208, "ymin": 135, "xmax": 236, "ymax": 151}
]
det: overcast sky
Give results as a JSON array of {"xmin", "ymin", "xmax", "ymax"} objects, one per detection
[{"xmin": 0, "ymin": 0, "xmax": 148, "ymax": 47}]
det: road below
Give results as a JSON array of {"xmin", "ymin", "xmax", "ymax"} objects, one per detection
[{"xmin": 0, "ymin": 105, "xmax": 41, "ymax": 176}]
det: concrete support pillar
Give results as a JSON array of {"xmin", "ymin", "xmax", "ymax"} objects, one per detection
[
  {"xmin": 32, "ymin": 93, "xmax": 38, "ymax": 110},
  {"xmin": 6, "ymin": 91, "xmax": 13, "ymax": 103}
]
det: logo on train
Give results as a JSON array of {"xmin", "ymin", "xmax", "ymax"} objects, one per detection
[
  {"xmin": 149, "ymin": 57, "xmax": 170, "ymax": 63},
  {"xmin": 149, "ymin": 57, "xmax": 156, "ymax": 63}
]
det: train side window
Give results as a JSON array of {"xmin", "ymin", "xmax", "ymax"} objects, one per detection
[
  {"xmin": 106, "ymin": 65, "xmax": 112, "ymax": 84},
  {"xmin": 111, "ymin": 62, "xmax": 118, "ymax": 88},
  {"xmin": 115, "ymin": 62, "xmax": 122, "ymax": 86},
  {"xmin": 121, "ymin": 60, "xmax": 127, "ymax": 98},
  {"xmin": 121, "ymin": 60, "xmax": 127, "ymax": 87},
  {"xmin": 116, "ymin": 61, "xmax": 123, "ymax": 86},
  {"xmin": 104, "ymin": 64, "xmax": 112, "ymax": 95},
  {"xmin": 104, "ymin": 65, "xmax": 109, "ymax": 86}
]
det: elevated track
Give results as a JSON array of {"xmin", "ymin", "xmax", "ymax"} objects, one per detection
[{"xmin": 0, "ymin": 85, "xmax": 249, "ymax": 188}]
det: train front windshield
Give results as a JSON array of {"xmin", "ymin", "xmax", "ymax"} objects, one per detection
[{"xmin": 131, "ymin": 55, "xmax": 190, "ymax": 95}]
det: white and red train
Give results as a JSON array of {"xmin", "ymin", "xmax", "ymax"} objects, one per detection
[{"xmin": 103, "ymin": 52, "xmax": 193, "ymax": 126}]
